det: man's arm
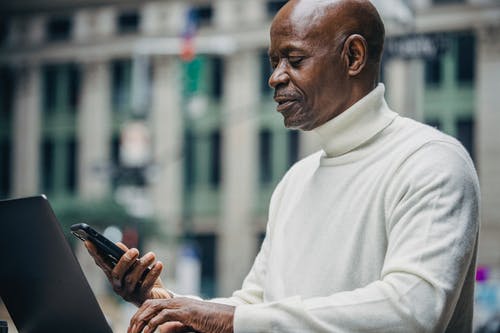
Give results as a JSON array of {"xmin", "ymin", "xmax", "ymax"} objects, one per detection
[
  {"xmin": 85, "ymin": 185, "xmax": 278, "ymax": 332},
  {"xmin": 120, "ymin": 225, "xmax": 271, "ymax": 333},
  {"xmin": 126, "ymin": 214, "xmax": 275, "ymax": 332}
]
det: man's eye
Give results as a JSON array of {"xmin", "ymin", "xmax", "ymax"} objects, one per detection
[
  {"xmin": 269, "ymin": 59, "xmax": 278, "ymax": 70},
  {"xmin": 289, "ymin": 56, "xmax": 304, "ymax": 67}
]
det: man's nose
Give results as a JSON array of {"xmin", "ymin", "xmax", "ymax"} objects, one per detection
[{"xmin": 268, "ymin": 62, "xmax": 289, "ymax": 89}]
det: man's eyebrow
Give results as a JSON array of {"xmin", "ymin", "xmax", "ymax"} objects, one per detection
[{"xmin": 269, "ymin": 44, "xmax": 308, "ymax": 57}]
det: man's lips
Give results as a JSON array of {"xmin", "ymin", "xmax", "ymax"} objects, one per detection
[
  {"xmin": 276, "ymin": 100, "xmax": 297, "ymax": 112},
  {"xmin": 274, "ymin": 95, "xmax": 300, "ymax": 112}
]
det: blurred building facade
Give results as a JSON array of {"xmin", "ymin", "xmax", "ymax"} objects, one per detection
[{"xmin": 0, "ymin": 0, "xmax": 499, "ymax": 304}]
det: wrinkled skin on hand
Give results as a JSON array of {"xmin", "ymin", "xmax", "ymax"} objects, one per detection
[
  {"xmin": 128, "ymin": 297, "xmax": 235, "ymax": 333},
  {"xmin": 85, "ymin": 241, "xmax": 171, "ymax": 306}
]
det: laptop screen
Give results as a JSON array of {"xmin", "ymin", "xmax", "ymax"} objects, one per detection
[{"xmin": 0, "ymin": 195, "xmax": 113, "ymax": 333}]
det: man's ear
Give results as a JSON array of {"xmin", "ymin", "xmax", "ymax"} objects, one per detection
[{"xmin": 342, "ymin": 34, "xmax": 367, "ymax": 76}]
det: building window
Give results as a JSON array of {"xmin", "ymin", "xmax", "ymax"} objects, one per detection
[
  {"xmin": 117, "ymin": 11, "xmax": 140, "ymax": 34},
  {"xmin": 184, "ymin": 129, "xmax": 196, "ymax": 190},
  {"xmin": 209, "ymin": 130, "xmax": 222, "ymax": 187},
  {"xmin": 0, "ymin": 19, "xmax": 8, "ymax": 45},
  {"xmin": 209, "ymin": 56, "xmax": 224, "ymax": 100},
  {"xmin": 193, "ymin": 5, "xmax": 213, "ymax": 28},
  {"xmin": 43, "ymin": 65, "xmax": 58, "ymax": 113},
  {"xmin": 288, "ymin": 130, "xmax": 300, "ymax": 167},
  {"xmin": 456, "ymin": 117, "xmax": 475, "ymax": 162},
  {"xmin": 260, "ymin": 50, "xmax": 273, "ymax": 95},
  {"xmin": 47, "ymin": 16, "xmax": 72, "ymax": 41},
  {"xmin": 42, "ymin": 64, "xmax": 79, "ymax": 114},
  {"xmin": 267, "ymin": 0, "xmax": 288, "ymax": 17},
  {"xmin": 110, "ymin": 135, "xmax": 121, "ymax": 187},
  {"xmin": 425, "ymin": 58, "xmax": 442, "ymax": 85},
  {"xmin": 259, "ymin": 129, "xmax": 273, "ymax": 184},
  {"xmin": 111, "ymin": 59, "xmax": 133, "ymax": 114},
  {"xmin": 0, "ymin": 67, "xmax": 14, "ymax": 118},
  {"xmin": 40, "ymin": 62, "xmax": 79, "ymax": 196},
  {"xmin": 68, "ymin": 65, "xmax": 80, "ymax": 112},
  {"xmin": 40, "ymin": 138, "xmax": 78, "ymax": 195},
  {"xmin": 41, "ymin": 139, "xmax": 55, "ymax": 193},
  {"xmin": 0, "ymin": 139, "xmax": 11, "ymax": 197},
  {"xmin": 456, "ymin": 33, "xmax": 475, "ymax": 83},
  {"xmin": 190, "ymin": 234, "xmax": 217, "ymax": 298},
  {"xmin": 67, "ymin": 138, "xmax": 78, "ymax": 193}
]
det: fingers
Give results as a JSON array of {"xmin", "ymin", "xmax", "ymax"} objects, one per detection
[
  {"xmin": 143, "ymin": 309, "xmax": 175, "ymax": 333},
  {"xmin": 128, "ymin": 299, "xmax": 162, "ymax": 333},
  {"xmin": 124, "ymin": 252, "xmax": 156, "ymax": 295},
  {"xmin": 140, "ymin": 261, "xmax": 163, "ymax": 292},
  {"xmin": 116, "ymin": 242, "xmax": 129, "ymax": 252},
  {"xmin": 111, "ymin": 248, "xmax": 139, "ymax": 291},
  {"xmin": 129, "ymin": 298, "xmax": 201, "ymax": 333}
]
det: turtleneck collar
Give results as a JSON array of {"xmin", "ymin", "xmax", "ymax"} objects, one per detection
[{"xmin": 313, "ymin": 83, "xmax": 397, "ymax": 158}]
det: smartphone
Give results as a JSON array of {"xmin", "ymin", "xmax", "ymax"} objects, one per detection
[
  {"xmin": 71, "ymin": 223, "xmax": 125, "ymax": 266},
  {"xmin": 71, "ymin": 223, "xmax": 152, "ymax": 283},
  {"xmin": 70, "ymin": 223, "xmax": 151, "ymax": 284}
]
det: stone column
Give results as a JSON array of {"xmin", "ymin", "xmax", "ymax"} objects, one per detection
[
  {"xmin": 215, "ymin": 0, "xmax": 265, "ymax": 30},
  {"xmin": 218, "ymin": 50, "xmax": 259, "ymax": 296},
  {"xmin": 476, "ymin": 26, "xmax": 500, "ymax": 266},
  {"xmin": 12, "ymin": 63, "xmax": 41, "ymax": 197},
  {"xmin": 214, "ymin": 0, "xmax": 267, "ymax": 29},
  {"xmin": 384, "ymin": 58, "xmax": 425, "ymax": 121},
  {"xmin": 77, "ymin": 60, "xmax": 112, "ymax": 199},
  {"xmin": 141, "ymin": 1, "xmax": 178, "ymax": 36},
  {"xmin": 27, "ymin": 15, "xmax": 46, "ymax": 46},
  {"xmin": 241, "ymin": 0, "xmax": 266, "ymax": 25},
  {"xmin": 148, "ymin": 55, "xmax": 184, "ymax": 280},
  {"xmin": 94, "ymin": 7, "xmax": 116, "ymax": 38},
  {"xmin": 74, "ymin": 9, "xmax": 92, "ymax": 42},
  {"xmin": 214, "ymin": 0, "xmax": 238, "ymax": 29}
]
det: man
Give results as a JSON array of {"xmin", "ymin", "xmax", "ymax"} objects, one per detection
[{"xmin": 87, "ymin": 1, "xmax": 480, "ymax": 332}]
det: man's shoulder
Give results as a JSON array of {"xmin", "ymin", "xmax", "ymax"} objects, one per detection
[
  {"xmin": 390, "ymin": 116, "xmax": 477, "ymax": 180},
  {"xmin": 391, "ymin": 116, "xmax": 466, "ymax": 156}
]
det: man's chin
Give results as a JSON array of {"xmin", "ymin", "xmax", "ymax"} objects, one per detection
[{"xmin": 283, "ymin": 117, "xmax": 313, "ymax": 131}]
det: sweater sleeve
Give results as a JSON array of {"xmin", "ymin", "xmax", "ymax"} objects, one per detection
[{"xmin": 233, "ymin": 141, "xmax": 480, "ymax": 332}]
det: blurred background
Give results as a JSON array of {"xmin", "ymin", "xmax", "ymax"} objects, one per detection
[{"xmin": 0, "ymin": 0, "xmax": 499, "ymax": 331}]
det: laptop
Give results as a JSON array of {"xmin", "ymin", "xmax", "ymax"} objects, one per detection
[{"xmin": 0, "ymin": 195, "xmax": 113, "ymax": 333}]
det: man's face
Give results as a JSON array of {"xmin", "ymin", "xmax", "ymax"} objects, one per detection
[{"xmin": 268, "ymin": 2, "xmax": 351, "ymax": 131}]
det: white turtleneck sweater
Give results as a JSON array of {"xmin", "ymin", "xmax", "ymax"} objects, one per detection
[{"xmin": 217, "ymin": 84, "xmax": 480, "ymax": 332}]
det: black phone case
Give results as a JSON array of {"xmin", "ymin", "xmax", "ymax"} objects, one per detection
[{"xmin": 71, "ymin": 223, "xmax": 125, "ymax": 265}]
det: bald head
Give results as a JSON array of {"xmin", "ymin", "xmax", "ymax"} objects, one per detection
[{"xmin": 273, "ymin": 0, "xmax": 385, "ymax": 73}]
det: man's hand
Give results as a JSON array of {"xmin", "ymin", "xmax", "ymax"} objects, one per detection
[
  {"xmin": 128, "ymin": 297, "xmax": 235, "ymax": 333},
  {"xmin": 85, "ymin": 241, "xmax": 171, "ymax": 306}
]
